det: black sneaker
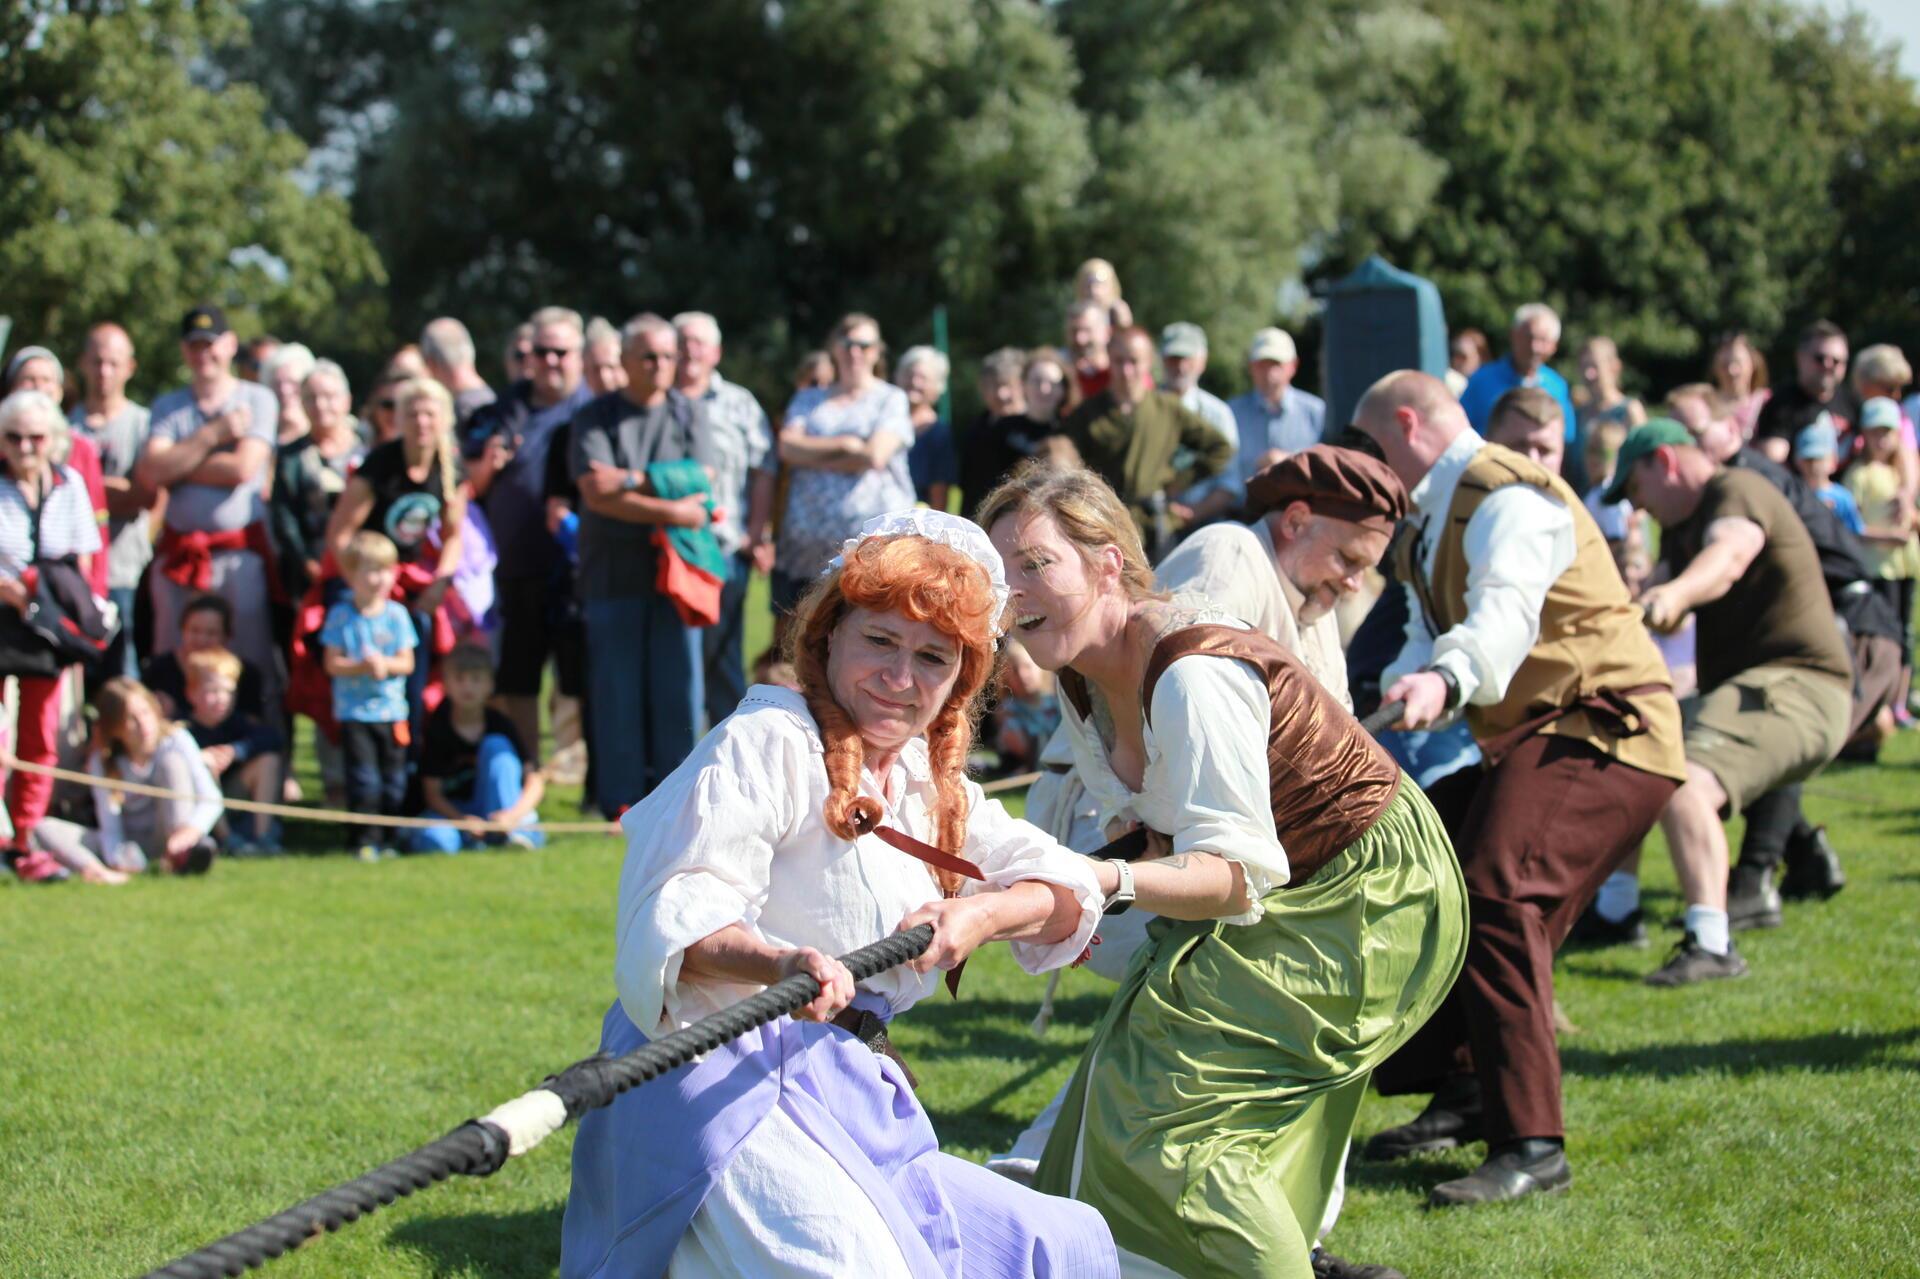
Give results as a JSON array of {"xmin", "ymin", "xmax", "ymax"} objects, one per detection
[
  {"xmin": 1362, "ymin": 1075, "xmax": 1482, "ymax": 1160},
  {"xmin": 1567, "ymin": 904, "xmax": 1648, "ymax": 948},
  {"xmin": 1644, "ymin": 934, "xmax": 1748, "ymax": 987},
  {"xmin": 1726, "ymin": 864, "xmax": 1782, "ymax": 931},
  {"xmin": 1312, "ymin": 1251, "xmax": 1405, "ymax": 1279},
  {"xmin": 1780, "ymin": 825, "xmax": 1846, "ymax": 901}
]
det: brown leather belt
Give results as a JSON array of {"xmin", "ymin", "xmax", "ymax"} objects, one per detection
[{"xmin": 831, "ymin": 1006, "xmax": 920, "ymax": 1090}]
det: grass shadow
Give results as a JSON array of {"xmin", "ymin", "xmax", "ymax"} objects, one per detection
[
  {"xmin": 1345, "ymin": 1150, "xmax": 1478, "ymax": 1197},
  {"xmin": 1562, "ymin": 1026, "xmax": 1920, "ymax": 1081},
  {"xmin": 386, "ymin": 1202, "xmax": 565, "ymax": 1279},
  {"xmin": 893, "ymin": 994, "xmax": 1112, "ymax": 1062}
]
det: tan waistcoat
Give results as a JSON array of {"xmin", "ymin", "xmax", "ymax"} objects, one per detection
[{"xmin": 1398, "ymin": 445, "xmax": 1687, "ymax": 783}]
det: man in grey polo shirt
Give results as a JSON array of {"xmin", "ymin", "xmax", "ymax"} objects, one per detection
[
  {"xmin": 1228, "ymin": 326, "xmax": 1327, "ymax": 491},
  {"xmin": 571, "ymin": 313, "xmax": 715, "ymax": 817},
  {"xmin": 138, "ymin": 305, "xmax": 280, "ymax": 692},
  {"xmin": 674, "ymin": 310, "xmax": 775, "ymax": 726},
  {"xmin": 70, "ymin": 322, "xmax": 155, "ymax": 680}
]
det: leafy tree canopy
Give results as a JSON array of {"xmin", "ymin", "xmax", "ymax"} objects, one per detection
[{"xmin": 0, "ymin": 1, "xmax": 383, "ymax": 399}]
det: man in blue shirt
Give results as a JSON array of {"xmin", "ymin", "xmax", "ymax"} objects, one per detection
[
  {"xmin": 464, "ymin": 305, "xmax": 594, "ymax": 757},
  {"xmin": 1459, "ymin": 303, "xmax": 1583, "ymax": 489},
  {"xmin": 1227, "ymin": 327, "xmax": 1326, "ymax": 492}
]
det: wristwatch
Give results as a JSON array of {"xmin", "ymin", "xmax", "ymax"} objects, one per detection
[
  {"xmin": 1430, "ymin": 664, "xmax": 1463, "ymax": 712},
  {"xmin": 619, "ymin": 469, "xmax": 641, "ymax": 493},
  {"xmin": 1102, "ymin": 858, "xmax": 1136, "ymax": 916}
]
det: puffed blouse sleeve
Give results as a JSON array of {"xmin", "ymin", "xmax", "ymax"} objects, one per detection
[
  {"xmin": 958, "ymin": 785, "xmax": 1103, "ymax": 973},
  {"xmin": 1148, "ymin": 654, "xmax": 1290, "ymax": 925},
  {"xmin": 612, "ymin": 712, "xmax": 806, "ymax": 1031}
]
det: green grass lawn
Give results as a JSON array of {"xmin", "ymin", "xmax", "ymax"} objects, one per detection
[{"xmin": 4, "ymin": 722, "xmax": 1918, "ymax": 1277}]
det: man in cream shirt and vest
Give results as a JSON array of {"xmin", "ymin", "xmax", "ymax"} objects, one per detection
[{"xmin": 1350, "ymin": 371, "xmax": 1688, "ymax": 1208}]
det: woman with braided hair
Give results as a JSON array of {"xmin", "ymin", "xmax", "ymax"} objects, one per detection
[{"xmin": 561, "ymin": 509, "xmax": 1118, "ymax": 1279}]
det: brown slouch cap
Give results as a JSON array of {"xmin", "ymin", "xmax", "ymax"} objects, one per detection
[{"xmin": 1245, "ymin": 445, "xmax": 1409, "ymax": 532}]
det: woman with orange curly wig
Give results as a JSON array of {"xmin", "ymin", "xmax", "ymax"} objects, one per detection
[{"xmin": 561, "ymin": 509, "xmax": 1118, "ymax": 1279}]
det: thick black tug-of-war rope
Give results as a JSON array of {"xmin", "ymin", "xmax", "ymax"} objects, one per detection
[
  {"xmin": 1359, "ymin": 699, "xmax": 1407, "ymax": 737},
  {"xmin": 140, "ymin": 924, "xmax": 936, "ymax": 1279}
]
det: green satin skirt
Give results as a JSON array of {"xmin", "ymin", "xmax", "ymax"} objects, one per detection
[{"xmin": 1033, "ymin": 778, "xmax": 1468, "ymax": 1278}]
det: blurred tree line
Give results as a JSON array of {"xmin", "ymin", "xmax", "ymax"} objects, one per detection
[{"xmin": 3, "ymin": 0, "xmax": 1917, "ymax": 413}]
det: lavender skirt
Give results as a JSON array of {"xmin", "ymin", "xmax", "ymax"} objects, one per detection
[{"xmin": 560, "ymin": 998, "xmax": 1117, "ymax": 1278}]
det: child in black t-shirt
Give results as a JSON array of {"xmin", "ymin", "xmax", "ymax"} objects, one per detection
[
  {"xmin": 182, "ymin": 648, "xmax": 285, "ymax": 853},
  {"xmin": 410, "ymin": 644, "xmax": 544, "ymax": 852}
]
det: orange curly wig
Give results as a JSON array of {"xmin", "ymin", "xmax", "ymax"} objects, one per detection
[{"xmin": 787, "ymin": 535, "xmax": 1004, "ymax": 895}]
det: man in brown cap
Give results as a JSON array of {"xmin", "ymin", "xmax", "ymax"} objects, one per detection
[
  {"xmin": 1153, "ymin": 443, "xmax": 1407, "ymax": 700},
  {"xmin": 1349, "ymin": 370, "xmax": 1687, "ymax": 1208},
  {"xmin": 992, "ymin": 445, "xmax": 1413, "ymax": 1279}
]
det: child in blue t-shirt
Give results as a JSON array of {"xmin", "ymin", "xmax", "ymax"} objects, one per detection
[
  {"xmin": 321, "ymin": 531, "xmax": 419, "ymax": 859},
  {"xmin": 1794, "ymin": 415, "xmax": 1866, "ymax": 535}
]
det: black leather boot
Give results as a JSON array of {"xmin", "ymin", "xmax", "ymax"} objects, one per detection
[{"xmin": 1427, "ymin": 1138, "xmax": 1571, "ymax": 1207}]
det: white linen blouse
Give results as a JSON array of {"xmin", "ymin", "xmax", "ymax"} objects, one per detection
[
  {"xmin": 615, "ymin": 685, "xmax": 1103, "ymax": 1034},
  {"xmin": 1057, "ymin": 616, "xmax": 1291, "ymax": 927}
]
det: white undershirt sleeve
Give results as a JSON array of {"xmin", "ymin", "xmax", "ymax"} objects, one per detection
[
  {"xmin": 1146, "ymin": 655, "xmax": 1289, "ymax": 925},
  {"xmin": 1431, "ymin": 485, "xmax": 1577, "ymax": 706}
]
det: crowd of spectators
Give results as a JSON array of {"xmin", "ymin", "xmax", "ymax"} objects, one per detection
[{"xmin": 1, "ymin": 269, "xmax": 1914, "ymax": 900}]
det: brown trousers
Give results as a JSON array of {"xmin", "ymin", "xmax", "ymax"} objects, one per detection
[{"xmin": 1373, "ymin": 733, "xmax": 1677, "ymax": 1145}]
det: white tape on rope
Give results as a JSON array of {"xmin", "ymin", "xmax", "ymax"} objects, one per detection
[{"xmin": 480, "ymin": 1088, "xmax": 569, "ymax": 1157}]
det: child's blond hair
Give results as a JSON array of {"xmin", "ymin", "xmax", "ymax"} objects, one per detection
[
  {"xmin": 183, "ymin": 647, "xmax": 243, "ymax": 691},
  {"xmin": 341, "ymin": 529, "xmax": 399, "ymax": 574}
]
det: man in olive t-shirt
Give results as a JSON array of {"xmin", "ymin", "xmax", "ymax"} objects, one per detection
[{"xmin": 1609, "ymin": 420, "xmax": 1851, "ymax": 985}]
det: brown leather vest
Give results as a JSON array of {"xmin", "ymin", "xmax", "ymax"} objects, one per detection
[{"xmin": 1063, "ymin": 624, "xmax": 1402, "ymax": 883}]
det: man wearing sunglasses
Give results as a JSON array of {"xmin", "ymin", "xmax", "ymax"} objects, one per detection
[
  {"xmin": 139, "ymin": 305, "xmax": 282, "ymax": 703},
  {"xmin": 463, "ymin": 306, "xmax": 593, "ymax": 760},
  {"xmin": 1753, "ymin": 319, "xmax": 1858, "ymax": 465}
]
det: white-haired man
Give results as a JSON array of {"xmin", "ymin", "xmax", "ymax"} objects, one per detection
[
  {"xmin": 1228, "ymin": 326, "xmax": 1326, "ymax": 491},
  {"xmin": 420, "ymin": 317, "xmax": 496, "ymax": 427},
  {"xmin": 674, "ymin": 310, "xmax": 775, "ymax": 724},
  {"xmin": 570, "ymin": 313, "xmax": 714, "ymax": 818},
  {"xmin": 1460, "ymin": 303, "xmax": 1580, "ymax": 485}
]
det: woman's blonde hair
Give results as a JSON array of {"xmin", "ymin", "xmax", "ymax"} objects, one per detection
[
  {"xmin": 1074, "ymin": 257, "xmax": 1123, "ymax": 301},
  {"xmin": 786, "ymin": 535, "xmax": 1003, "ymax": 894},
  {"xmin": 394, "ymin": 377, "xmax": 459, "ymax": 517},
  {"xmin": 974, "ymin": 459, "xmax": 1158, "ymax": 601}
]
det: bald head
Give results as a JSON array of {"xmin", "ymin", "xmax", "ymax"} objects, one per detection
[
  {"xmin": 1351, "ymin": 370, "xmax": 1468, "ymax": 488},
  {"xmin": 78, "ymin": 322, "xmax": 136, "ymax": 406}
]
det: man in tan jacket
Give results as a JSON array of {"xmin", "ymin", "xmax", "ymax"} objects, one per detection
[{"xmin": 1350, "ymin": 371, "xmax": 1687, "ymax": 1207}]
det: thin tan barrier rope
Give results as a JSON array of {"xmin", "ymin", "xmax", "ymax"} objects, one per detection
[{"xmin": 0, "ymin": 756, "xmax": 1043, "ymax": 836}]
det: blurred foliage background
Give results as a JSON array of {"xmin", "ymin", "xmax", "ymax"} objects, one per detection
[{"xmin": 4, "ymin": 0, "xmax": 1918, "ymax": 414}]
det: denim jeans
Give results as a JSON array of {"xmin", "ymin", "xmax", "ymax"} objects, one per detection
[
  {"xmin": 340, "ymin": 719, "xmax": 408, "ymax": 849},
  {"xmin": 410, "ymin": 733, "xmax": 544, "ymax": 853},
  {"xmin": 585, "ymin": 592, "xmax": 703, "ymax": 819}
]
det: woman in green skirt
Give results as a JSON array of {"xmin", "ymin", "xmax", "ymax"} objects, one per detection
[{"xmin": 981, "ymin": 463, "xmax": 1468, "ymax": 1279}]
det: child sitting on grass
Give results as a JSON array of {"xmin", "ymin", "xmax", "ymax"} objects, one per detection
[
  {"xmin": 321, "ymin": 530, "xmax": 417, "ymax": 860},
  {"xmin": 31, "ymin": 677, "xmax": 222, "ymax": 880},
  {"xmin": 182, "ymin": 648, "xmax": 285, "ymax": 854},
  {"xmin": 411, "ymin": 643, "xmax": 545, "ymax": 852}
]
